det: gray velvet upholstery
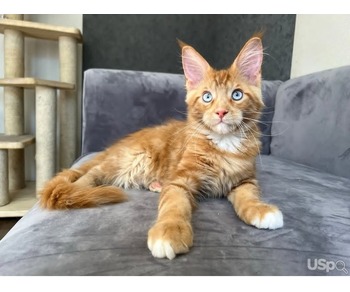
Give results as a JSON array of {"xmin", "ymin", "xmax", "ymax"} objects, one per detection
[
  {"xmin": 0, "ymin": 67, "xmax": 349, "ymax": 276},
  {"xmin": 82, "ymin": 69, "xmax": 187, "ymax": 154},
  {"xmin": 0, "ymin": 155, "xmax": 349, "ymax": 276},
  {"xmin": 260, "ymin": 80, "xmax": 283, "ymax": 154},
  {"xmin": 271, "ymin": 66, "xmax": 350, "ymax": 179}
]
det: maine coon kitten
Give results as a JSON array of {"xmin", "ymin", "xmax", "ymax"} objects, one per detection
[{"xmin": 40, "ymin": 36, "xmax": 283, "ymax": 260}]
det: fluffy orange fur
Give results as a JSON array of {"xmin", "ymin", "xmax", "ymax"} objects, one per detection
[{"xmin": 40, "ymin": 37, "xmax": 283, "ymax": 260}]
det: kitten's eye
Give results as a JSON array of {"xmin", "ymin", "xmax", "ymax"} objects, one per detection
[
  {"xmin": 231, "ymin": 89, "xmax": 243, "ymax": 101},
  {"xmin": 202, "ymin": 91, "xmax": 213, "ymax": 103}
]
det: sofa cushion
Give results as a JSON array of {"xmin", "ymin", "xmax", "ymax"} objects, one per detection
[
  {"xmin": 0, "ymin": 154, "xmax": 349, "ymax": 276},
  {"xmin": 82, "ymin": 69, "xmax": 281, "ymax": 155},
  {"xmin": 270, "ymin": 66, "xmax": 350, "ymax": 178}
]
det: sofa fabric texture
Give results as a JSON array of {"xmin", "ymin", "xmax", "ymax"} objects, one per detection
[
  {"xmin": 0, "ymin": 154, "xmax": 349, "ymax": 276},
  {"xmin": 0, "ymin": 67, "xmax": 349, "ymax": 276},
  {"xmin": 82, "ymin": 69, "xmax": 187, "ymax": 154},
  {"xmin": 271, "ymin": 66, "xmax": 350, "ymax": 179}
]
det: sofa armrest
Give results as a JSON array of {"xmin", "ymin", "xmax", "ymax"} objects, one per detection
[
  {"xmin": 271, "ymin": 65, "xmax": 350, "ymax": 178},
  {"xmin": 260, "ymin": 80, "xmax": 283, "ymax": 154}
]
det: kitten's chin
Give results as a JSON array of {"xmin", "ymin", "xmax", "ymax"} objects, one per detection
[{"xmin": 213, "ymin": 122, "xmax": 233, "ymax": 135}]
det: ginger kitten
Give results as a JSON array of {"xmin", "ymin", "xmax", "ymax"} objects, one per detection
[{"xmin": 40, "ymin": 36, "xmax": 283, "ymax": 260}]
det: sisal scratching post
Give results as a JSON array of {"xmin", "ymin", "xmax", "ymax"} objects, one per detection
[
  {"xmin": 4, "ymin": 14, "xmax": 25, "ymax": 190},
  {"xmin": 58, "ymin": 36, "xmax": 77, "ymax": 170},
  {"xmin": 0, "ymin": 150, "xmax": 9, "ymax": 206},
  {"xmin": 35, "ymin": 86, "xmax": 57, "ymax": 195}
]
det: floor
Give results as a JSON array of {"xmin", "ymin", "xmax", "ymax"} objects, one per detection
[{"xmin": 0, "ymin": 218, "xmax": 20, "ymax": 240}]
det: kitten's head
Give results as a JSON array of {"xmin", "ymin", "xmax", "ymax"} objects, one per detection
[{"xmin": 181, "ymin": 37, "xmax": 264, "ymax": 136}]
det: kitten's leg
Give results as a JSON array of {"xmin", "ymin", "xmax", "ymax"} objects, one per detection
[
  {"xmin": 147, "ymin": 184, "xmax": 196, "ymax": 260},
  {"xmin": 227, "ymin": 179, "xmax": 283, "ymax": 229},
  {"xmin": 149, "ymin": 181, "xmax": 162, "ymax": 192}
]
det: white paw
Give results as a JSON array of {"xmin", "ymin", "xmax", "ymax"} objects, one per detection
[
  {"xmin": 251, "ymin": 209, "xmax": 284, "ymax": 229},
  {"xmin": 147, "ymin": 239, "xmax": 176, "ymax": 260}
]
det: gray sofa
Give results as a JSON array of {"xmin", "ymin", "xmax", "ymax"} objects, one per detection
[{"xmin": 0, "ymin": 66, "xmax": 349, "ymax": 276}]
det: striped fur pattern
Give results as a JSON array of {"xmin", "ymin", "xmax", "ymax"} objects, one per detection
[{"xmin": 40, "ymin": 37, "xmax": 283, "ymax": 260}]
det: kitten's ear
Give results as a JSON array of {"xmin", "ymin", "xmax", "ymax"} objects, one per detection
[
  {"xmin": 180, "ymin": 41, "xmax": 210, "ymax": 90},
  {"xmin": 232, "ymin": 37, "xmax": 263, "ymax": 85}
]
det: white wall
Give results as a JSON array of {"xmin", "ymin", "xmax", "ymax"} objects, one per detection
[
  {"xmin": 291, "ymin": 14, "xmax": 350, "ymax": 78},
  {"xmin": 0, "ymin": 14, "xmax": 83, "ymax": 181}
]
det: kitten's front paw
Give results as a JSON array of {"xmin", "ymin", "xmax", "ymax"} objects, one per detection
[
  {"xmin": 244, "ymin": 204, "xmax": 283, "ymax": 230},
  {"xmin": 147, "ymin": 220, "xmax": 193, "ymax": 260}
]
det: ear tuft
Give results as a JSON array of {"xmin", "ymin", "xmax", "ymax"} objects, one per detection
[
  {"xmin": 177, "ymin": 38, "xmax": 188, "ymax": 49},
  {"xmin": 181, "ymin": 45, "xmax": 210, "ymax": 90},
  {"xmin": 233, "ymin": 37, "xmax": 263, "ymax": 85}
]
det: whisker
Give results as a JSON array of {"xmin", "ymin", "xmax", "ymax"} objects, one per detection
[
  {"xmin": 176, "ymin": 121, "xmax": 205, "ymax": 155},
  {"xmin": 245, "ymin": 109, "xmax": 275, "ymax": 114},
  {"xmin": 237, "ymin": 124, "xmax": 251, "ymax": 154},
  {"xmin": 241, "ymin": 122, "xmax": 273, "ymax": 137},
  {"xmin": 243, "ymin": 116, "xmax": 289, "ymax": 127},
  {"xmin": 243, "ymin": 117, "xmax": 290, "ymax": 137},
  {"xmin": 174, "ymin": 108, "xmax": 188, "ymax": 116},
  {"xmin": 170, "ymin": 121, "xmax": 200, "ymax": 139},
  {"xmin": 241, "ymin": 122, "xmax": 263, "ymax": 169},
  {"xmin": 238, "ymin": 123, "xmax": 249, "ymax": 141},
  {"xmin": 243, "ymin": 117, "xmax": 273, "ymax": 126}
]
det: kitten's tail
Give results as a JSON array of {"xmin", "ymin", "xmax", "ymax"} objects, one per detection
[{"xmin": 39, "ymin": 156, "xmax": 127, "ymax": 210}]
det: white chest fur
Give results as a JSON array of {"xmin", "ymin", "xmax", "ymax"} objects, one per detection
[{"xmin": 206, "ymin": 132, "xmax": 242, "ymax": 153}]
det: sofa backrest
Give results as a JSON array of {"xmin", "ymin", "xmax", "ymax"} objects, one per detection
[
  {"xmin": 81, "ymin": 69, "xmax": 281, "ymax": 155},
  {"xmin": 82, "ymin": 69, "xmax": 187, "ymax": 154},
  {"xmin": 270, "ymin": 66, "xmax": 350, "ymax": 179}
]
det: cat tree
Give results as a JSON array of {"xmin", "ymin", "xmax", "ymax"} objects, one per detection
[{"xmin": 0, "ymin": 14, "xmax": 82, "ymax": 216}]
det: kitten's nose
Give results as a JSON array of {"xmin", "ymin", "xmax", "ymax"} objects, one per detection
[{"xmin": 216, "ymin": 109, "xmax": 228, "ymax": 119}]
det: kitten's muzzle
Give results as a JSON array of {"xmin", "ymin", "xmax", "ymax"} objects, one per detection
[{"xmin": 216, "ymin": 109, "xmax": 229, "ymax": 120}]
